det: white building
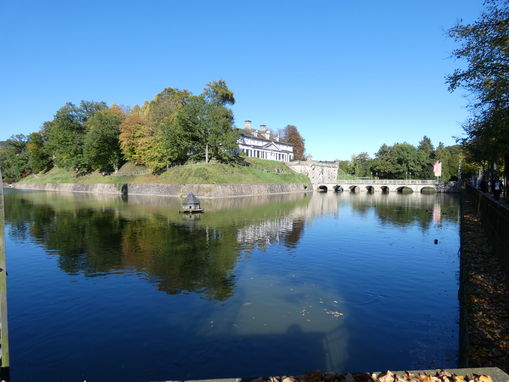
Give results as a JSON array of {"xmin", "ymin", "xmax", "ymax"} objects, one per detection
[{"xmin": 238, "ymin": 121, "xmax": 294, "ymax": 162}]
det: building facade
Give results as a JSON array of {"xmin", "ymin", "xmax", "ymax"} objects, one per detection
[{"xmin": 238, "ymin": 121, "xmax": 294, "ymax": 162}]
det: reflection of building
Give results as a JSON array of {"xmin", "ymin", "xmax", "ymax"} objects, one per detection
[
  {"xmin": 238, "ymin": 121, "xmax": 294, "ymax": 162},
  {"xmin": 236, "ymin": 217, "xmax": 294, "ymax": 249}
]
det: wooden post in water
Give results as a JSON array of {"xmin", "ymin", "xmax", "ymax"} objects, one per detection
[{"xmin": 0, "ymin": 170, "xmax": 10, "ymax": 381}]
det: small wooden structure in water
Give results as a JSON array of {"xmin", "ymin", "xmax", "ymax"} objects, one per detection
[{"xmin": 181, "ymin": 193, "xmax": 203, "ymax": 213}]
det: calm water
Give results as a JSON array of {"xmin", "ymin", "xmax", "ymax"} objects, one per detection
[{"xmin": 4, "ymin": 190, "xmax": 460, "ymax": 381}]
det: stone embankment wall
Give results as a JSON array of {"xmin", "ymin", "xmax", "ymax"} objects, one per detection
[
  {"xmin": 14, "ymin": 182, "xmax": 312, "ymax": 198},
  {"xmin": 13, "ymin": 183, "xmax": 124, "ymax": 194}
]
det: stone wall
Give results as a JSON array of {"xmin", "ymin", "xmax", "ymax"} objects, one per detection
[
  {"xmin": 14, "ymin": 182, "xmax": 312, "ymax": 198},
  {"xmin": 13, "ymin": 183, "xmax": 124, "ymax": 194},
  {"xmin": 287, "ymin": 160, "xmax": 339, "ymax": 185}
]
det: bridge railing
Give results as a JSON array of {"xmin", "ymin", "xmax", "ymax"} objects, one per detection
[{"xmin": 335, "ymin": 179, "xmax": 443, "ymax": 185}]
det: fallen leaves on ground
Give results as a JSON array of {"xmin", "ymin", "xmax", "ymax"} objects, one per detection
[
  {"xmin": 249, "ymin": 369, "xmax": 495, "ymax": 382},
  {"xmin": 460, "ymin": 195, "xmax": 509, "ymax": 371}
]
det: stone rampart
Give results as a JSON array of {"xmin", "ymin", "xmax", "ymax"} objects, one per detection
[
  {"xmin": 287, "ymin": 160, "xmax": 339, "ymax": 185},
  {"xmin": 14, "ymin": 182, "xmax": 312, "ymax": 198},
  {"xmin": 13, "ymin": 183, "xmax": 124, "ymax": 194}
]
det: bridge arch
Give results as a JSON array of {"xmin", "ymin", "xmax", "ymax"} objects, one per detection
[
  {"xmin": 420, "ymin": 186, "xmax": 436, "ymax": 194},
  {"xmin": 397, "ymin": 186, "xmax": 413, "ymax": 194},
  {"xmin": 349, "ymin": 185, "xmax": 360, "ymax": 193},
  {"xmin": 317, "ymin": 185, "xmax": 328, "ymax": 192},
  {"xmin": 334, "ymin": 185, "xmax": 343, "ymax": 193},
  {"xmin": 366, "ymin": 186, "xmax": 375, "ymax": 193},
  {"xmin": 381, "ymin": 186, "xmax": 389, "ymax": 194}
]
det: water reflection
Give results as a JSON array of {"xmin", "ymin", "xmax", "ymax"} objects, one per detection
[
  {"xmin": 4, "ymin": 190, "xmax": 458, "ymax": 301},
  {"xmin": 4, "ymin": 190, "xmax": 460, "ymax": 381},
  {"xmin": 346, "ymin": 192, "xmax": 459, "ymax": 229}
]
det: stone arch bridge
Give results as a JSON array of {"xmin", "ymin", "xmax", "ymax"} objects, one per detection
[
  {"xmin": 287, "ymin": 160, "xmax": 458, "ymax": 193},
  {"xmin": 316, "ymin": 180, "xmax": 459, "ymax": 193}
]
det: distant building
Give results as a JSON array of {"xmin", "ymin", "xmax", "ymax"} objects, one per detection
[{"xmin": 238, "ymin": 120, "xmax": 294, "ymax": 162}]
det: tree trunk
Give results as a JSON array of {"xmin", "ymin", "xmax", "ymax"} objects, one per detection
[{"xmin": 205, "ymin": 144, "xmax": 209, "ymax": 164}]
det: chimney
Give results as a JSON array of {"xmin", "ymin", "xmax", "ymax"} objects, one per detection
[
  {"xmin": 259, "ymin": 124, "xmax": 267, "ymax": 132},
  {"xmin": 275, "ymin": 135, "xmax": 279, "ymax": 142},
  {"xmin": 244, "ymin": 120, "xmax": 252, "ymax": 129},
  {"xmin": 264, "ymin": 130, "xmax": 271, "ymax": 140}
]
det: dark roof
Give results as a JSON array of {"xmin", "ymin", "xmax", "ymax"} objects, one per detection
[
  {"xmin": 238, "ymin": 128, "xmax": 292, "ymax": 146},
  {"xmin": 183, "ymin": 193, "xmax": 200, "ymax": 205}
]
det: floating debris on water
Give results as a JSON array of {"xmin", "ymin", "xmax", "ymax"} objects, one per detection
[{"xmin": 324, "ymin": 308, "xmax": 344, "ymax": 318}]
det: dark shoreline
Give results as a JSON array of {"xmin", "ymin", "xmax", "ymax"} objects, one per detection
[{"xmin": 459, "ymin": 187, "xmax": 509, "ymax": 371}]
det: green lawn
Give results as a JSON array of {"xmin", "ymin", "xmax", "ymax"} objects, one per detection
[{"xmin": 19, "ymin": 158, "xmax": 309, "ymax": 185}]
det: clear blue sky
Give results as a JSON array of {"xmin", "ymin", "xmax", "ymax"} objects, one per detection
[{"xmin": 0, "ymin": 0, "xmax": 483, "ymax": 160}]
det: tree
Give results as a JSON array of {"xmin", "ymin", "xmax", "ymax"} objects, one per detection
[
  {"xmin": 372, "ymin": 143, "xmax": 421, "ymax": 179},
  {"xmin": 138, "ymin": 88, "xmax": 192, "ymax": 171},
  {"xmin": 283, "ymin": 125, "xmax": 305, "ymax": 160},
  {"xmin": 351, "ymin": 152, "xmax": 373, "ymax": 177},
  {"xmin": 203, "ymin": 80, "xmax": 235, "ymax": 106},
  {"xmin": 447, "ymin": 0, "xmax": 509, "ymax": 180},
  {"xmin": 143, "ymin": 88, "xmax": 191, "ymax": 128},
  {"xmin": 338, "ymin": 160, "xmax": 355, "ymax": 177},
  {"xmin": 45, "ymin": 101, "xmax": 107, "ymax": 171},
  {"xmin": 119, "ymin": 114, "xmax": 151, "ymax": 165},
  {"xmin": 83, "ymin": 105, "xmax": 126, "ymax": 172},
  {"xmin": 201, "ymin": 81, "xmax": 238, "ymax": 162},
  {"xmin": 0, "ymin": 135, "xmax": 30, "ymax": 182},
  {"xmin": 27, "ymin": 128, "xmax": 52, "ymax": 173},
  {"xmin": 417, "ymin": 136, "xmax": 435, "ymax": 179},
  {"xmin": 166, "ymin": 91, "xmax": 239, "ymax": 164}
]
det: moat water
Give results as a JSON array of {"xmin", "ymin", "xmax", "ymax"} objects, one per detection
[{"xmin": 4, "ymin": 189, "xmax": 460, "ymax": 382}]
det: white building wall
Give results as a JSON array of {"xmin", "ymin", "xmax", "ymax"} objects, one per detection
[{"xmin": 238, "ymin": 135, "xmax": 294, "ymax": 162}]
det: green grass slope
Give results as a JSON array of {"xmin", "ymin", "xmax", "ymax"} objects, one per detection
[{"xmin": 19, "ymin": 158, "xmax": 310, "ymax": 185}]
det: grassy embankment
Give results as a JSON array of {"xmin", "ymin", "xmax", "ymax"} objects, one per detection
[{"xmin": 19, "ymin": 158, "xmax": 309, "ymax": 185}]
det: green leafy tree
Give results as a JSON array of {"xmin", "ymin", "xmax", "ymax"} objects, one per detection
[
  {"xmin": 338, "ymin": 160, "xmax": 355, "ymax": 177},
  {"xmin": 144, "ymin": 88, "xmax": 191, "ymax": 128},
  {"xmin": 201, "ymin": 80, "xmax": 238, "ymax": 163},
  {"xmin": 83, "ymin": 105, "xmax": 126, "ymax": 172},
  {"xmin": 45, "ymin": 101, "xmax": 107, "ymax": 171},
  {"xmin": 447, "ymin": 0, "xmax": 509, "ymax": 179},
  {"xmin": 417, "ymin": 136, "xmax": 435, "ymax": 179},
  {"xmin": 0, "ymin": 135, "xmax": 30, "ymax": 182},
  {"xmin": 136, "ymin": 88, "xmax": 191, "ymax": 171},
  {"xmin": 372, "ymin": 143, "xmax": 421, "ymax": 179},
  {"xmin": 27, "ymin": 129, "xmax": 52, "ymax": 173},
  {"xmin": 167, "ymin": 92, "xmax": 239, "ymax": 164},
  {"xmin": 351, "ymin": 152, "xmax": 373, "ymax": 177}
]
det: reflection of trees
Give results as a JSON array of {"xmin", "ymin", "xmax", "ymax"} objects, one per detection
[
  {"xmin": 121, "ymin": 219, "xmax": 238, "ymax": 301},
  {"xmin": 347, "ymin": 193, "xmax": 459, "ymax": 231},
  {"xmin": 4, "ymin": 190, "xmax": 311, "ymax": 302}
]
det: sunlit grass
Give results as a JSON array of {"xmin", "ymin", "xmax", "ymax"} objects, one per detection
[{"xmin": 19, "ymin": 158, "xmax": 309, "ymax": 185}]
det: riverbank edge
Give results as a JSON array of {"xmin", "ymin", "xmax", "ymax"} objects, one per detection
[
  {"xmin": 459, "ymin": 186, "xmax": 509, "ymax": 370},
  {"xmin": 164, "ymin": 368, "xmax": 509, "ymax": 382},
  {"xmin": 12, "ymin": 182, "xmax": 313, "ymax": 198}
]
